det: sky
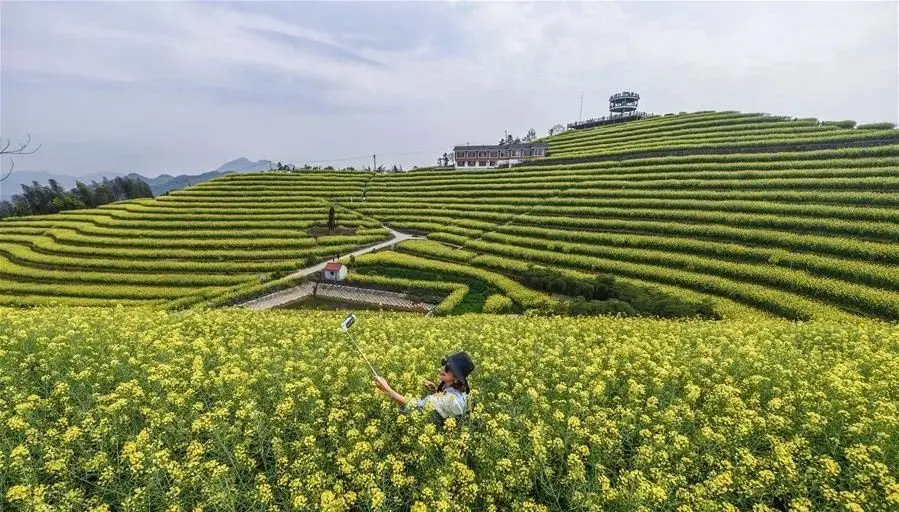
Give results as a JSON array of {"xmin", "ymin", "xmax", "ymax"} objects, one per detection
[{"xmin": 2, "ymin": 1, "xmax": 897, "ymax": 178}]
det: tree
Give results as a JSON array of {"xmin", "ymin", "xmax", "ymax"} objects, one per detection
[
  {"xmin": 328, "ymin": 205, "xmax": 336, "ymax": 231},
  {"xmin": 272, "ymin": 161, "xmax": 297, "ymax": 171},
  {"xmin": 0, "ymin": 134, "xmax": 42, "ymax": 182},
  {"xmin": 525, "ymin": 128, "xmax": 536, "ymax": 141},
  {"xmin": 73, "ymin": 181, "xmax": 95, "ymax": 207},
  {"xmin": 0, "ymin": 175, "xmax": 152, "ymax": 219},
  {"xmin": 50, "ymin": 194, "xmax": 86, "ymax": 212},
  {"xmin": 548, "ymin": 124, "xmax": 565, "ymax": 136},
  {"xmin": 281, "ymin": 162, "xmax": 293, "ymax": 171}
]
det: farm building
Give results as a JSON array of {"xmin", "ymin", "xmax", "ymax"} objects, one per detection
[
  {"xmin": 322, "ymin": 262, "xmax": 347, "ymax": 282},
  {"xmin": 453, "ymin": 141, "xmax": 548, "ymax": 169}
]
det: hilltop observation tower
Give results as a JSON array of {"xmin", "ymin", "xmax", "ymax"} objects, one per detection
[
  {"xmin": 609, "ymin": 91, "xmax": 640, "ymax": 116},
  {"xmin": 567, "ymin": 90, "xmax": 649, "ymax": 130}
]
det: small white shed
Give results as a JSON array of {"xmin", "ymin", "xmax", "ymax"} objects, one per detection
[{"xmin": 322, "ymin": 262, "xmax": 347, "ymax": 282}]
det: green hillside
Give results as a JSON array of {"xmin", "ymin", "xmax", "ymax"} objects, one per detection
[
  {"xmin": 0, "ymin": 172, "xmax": 391, "ymax": 307},
  {"xmin": 1, "ymin": 111, "xmax": 897, "ymax": 319}
]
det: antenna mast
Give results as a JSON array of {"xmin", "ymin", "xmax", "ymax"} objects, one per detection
[{"xmin": 579, "ymin": 92, "xmax": 584, "ymax": 122}]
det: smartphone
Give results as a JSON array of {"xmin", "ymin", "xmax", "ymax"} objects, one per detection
[{"xmin": 341, "ymin": 314, "xmax": 356, "ymax": 332}]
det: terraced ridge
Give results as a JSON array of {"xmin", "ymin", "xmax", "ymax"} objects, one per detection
[
  {"xmin": 1, "ymin": 111, "xmax": 896, "ymax": 318},
  {"xmin": 541, "ymin": 111, "xmax": 899, "ymax": 161},
  {"xmin": 350, "ymin": 112, "xmax": 899, "ymax": 320},
  {"xmin": 0, "ymin": 171, "xmax": 389, "ymax": 307}
]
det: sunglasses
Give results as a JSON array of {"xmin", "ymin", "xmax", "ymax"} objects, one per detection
[{"xmin": 440, "ymin": 358, "xmax": 451, "ymax": 373}]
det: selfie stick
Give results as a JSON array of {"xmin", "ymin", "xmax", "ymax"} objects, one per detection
[{"xmin": 340, "ymin": 314, "xmax": 380, "ymax": 378}]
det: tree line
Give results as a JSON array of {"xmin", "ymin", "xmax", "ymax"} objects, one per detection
[{"xmin": 0, "ymin": 176, "xmax": 153, "ymax": 219}]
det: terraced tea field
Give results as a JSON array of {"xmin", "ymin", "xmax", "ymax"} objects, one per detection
[
  {"xmin": 352, "ymin": 112, "xmax": 899, "ymax": 320},
  {"xmin": 1, "ymin": 111, "xmax": 897, "ymax": 319},
  {"xmin": 0, "ymin": 172, "xmax": 390, "ymax": 307}
]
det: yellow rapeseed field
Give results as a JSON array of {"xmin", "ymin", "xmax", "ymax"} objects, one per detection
[{"xmin": 1, "ymin": 307, "xmax": 897, "ymax": 511}]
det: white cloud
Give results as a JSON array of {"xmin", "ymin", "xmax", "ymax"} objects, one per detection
[{"xmin": 2, "ymin": 1, "xmax": 896, "ymax": 176}]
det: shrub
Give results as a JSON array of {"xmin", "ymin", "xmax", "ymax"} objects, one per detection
[
  {"xmin": 566, "ymin": 297, "xmax": 637, "ymax": 316},
  {"xmin": 856, "ymin": 122, "xmax": 896, "ymax": 130},
  {"xmin": 517, "ymin": 265, "xmax": 715, "ymax": 318},
  {"xmin": 482, "ymin": 294, "xmax": 514, "ymax": 314},
  {"xmin": 434, "ymin": 286, "xmax": 469, "ymax": 315},
  {"xmin": 822, "ymin": 120, "xmax": 857, "ymax": 129}
]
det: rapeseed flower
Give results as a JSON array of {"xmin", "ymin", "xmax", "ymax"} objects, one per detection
[{"xmin": 0, "ymin": 308, "xmax": 896, "ymax": 510}]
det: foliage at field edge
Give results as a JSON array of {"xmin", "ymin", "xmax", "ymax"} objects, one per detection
[{"xmin": 2, "ymin": 307, "xmax": 897, "ymax": 511}]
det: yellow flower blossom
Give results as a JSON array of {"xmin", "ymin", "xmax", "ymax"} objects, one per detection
[{"xmin": 0, "ymin": 308, "xmax": 897, "ymax": 510}]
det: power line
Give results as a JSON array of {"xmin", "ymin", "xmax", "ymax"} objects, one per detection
[
  {"xmin": 297, "ymin": 153, "xmax": 374, "ymax": 164},
  {"xmin": 389, "ymin": 148, "xmax": 446, "ymax": 156}
]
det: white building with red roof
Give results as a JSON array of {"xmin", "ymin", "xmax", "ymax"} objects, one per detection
[{"xmin": 322, "ymin": 262, "xmax": 347, "ymax": 282}]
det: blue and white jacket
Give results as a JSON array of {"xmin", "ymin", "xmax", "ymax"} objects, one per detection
[{"xmin": 403, "ymin": 386, "xmax": 468, "ymax": 419}]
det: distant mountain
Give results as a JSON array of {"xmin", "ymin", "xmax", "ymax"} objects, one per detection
[
  {"xmin": 133, "ymin": 170, "xmax": 233, "ymax": 197},
  {"xmin": 0, "ymin": 158, "xmax": 273, "ymax": 200},
  {"xmin": 214, "ymin": 158, "xmax": 272, "ymax": 173},
  {"xmin": 144, "ymin": 158, "xmax": 271, "ymax": 196}
]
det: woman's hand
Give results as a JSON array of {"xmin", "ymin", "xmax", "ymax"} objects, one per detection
[
  {"xmin": 373, "ymin": 376, "xmax": 408, "ymax": 406},
  {"xmin": 373, "ymin": 376, "xmax": 391, "ymax": 393},
  {"xmin": 423, "ymin": 380, "xmax": 438, "ymax": 393}
]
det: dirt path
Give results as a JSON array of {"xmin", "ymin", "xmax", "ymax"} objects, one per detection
[
  {"xmin": 241, "ymin": 227, "xmax": 420, "ymax": 309},
  {"xmin": 289, "ymin": 227, "xmax": 417, "ymax": 280}
]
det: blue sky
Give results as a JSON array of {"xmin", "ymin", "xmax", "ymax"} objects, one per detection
[{"xmin": 2, "ymin": 1, "xmax": 897, "ymax": 177}]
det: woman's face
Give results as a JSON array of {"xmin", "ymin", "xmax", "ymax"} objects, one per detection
[{"xmin": 438, "ymin": 363, "xmax": 456, "ymax": 386}]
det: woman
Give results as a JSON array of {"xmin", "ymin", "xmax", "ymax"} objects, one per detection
[{"xmin": 373, "ymin": 352, "xmax": 474, "ymax": 419}]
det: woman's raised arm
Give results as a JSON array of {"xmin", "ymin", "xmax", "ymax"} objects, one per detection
[{"xmin": 373, "ymin": 376, "xmax": 409, "ymax": 406}]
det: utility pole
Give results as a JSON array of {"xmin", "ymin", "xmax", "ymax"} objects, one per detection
[
  {"xmin": 579, "ymin": 92, "xmax": 584, "ymax": 123},
  {"xmin": 372, "ymin": 154, "xmax": 377, "ymax": 172}
]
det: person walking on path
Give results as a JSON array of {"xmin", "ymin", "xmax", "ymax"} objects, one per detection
[{"xmin": 373, "ymin": 352, "xmax": 474, "ymax": 419}]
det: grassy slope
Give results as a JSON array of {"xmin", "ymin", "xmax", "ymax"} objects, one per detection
[{"xmin": 0, "ymin": 111, "xmax": 896, "ymax": 319}]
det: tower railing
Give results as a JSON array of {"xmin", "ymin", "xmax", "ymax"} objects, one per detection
[{"xmin": 566, "ymin": 111, "xmax": 649, "ymax": 130}]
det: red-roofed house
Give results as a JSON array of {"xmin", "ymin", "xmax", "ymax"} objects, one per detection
[{"xmin": 322, "ymin": 262, "xmax": 347, "ymax": 282}]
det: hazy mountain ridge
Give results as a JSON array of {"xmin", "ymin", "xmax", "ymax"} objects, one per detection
[
  {"xmin": 0, "ymin": 158, "xmax": 272, "ymax": 199},
  {"xmin": 213, "ymin": 158, "xmax": 273, "ymax": 173}
]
